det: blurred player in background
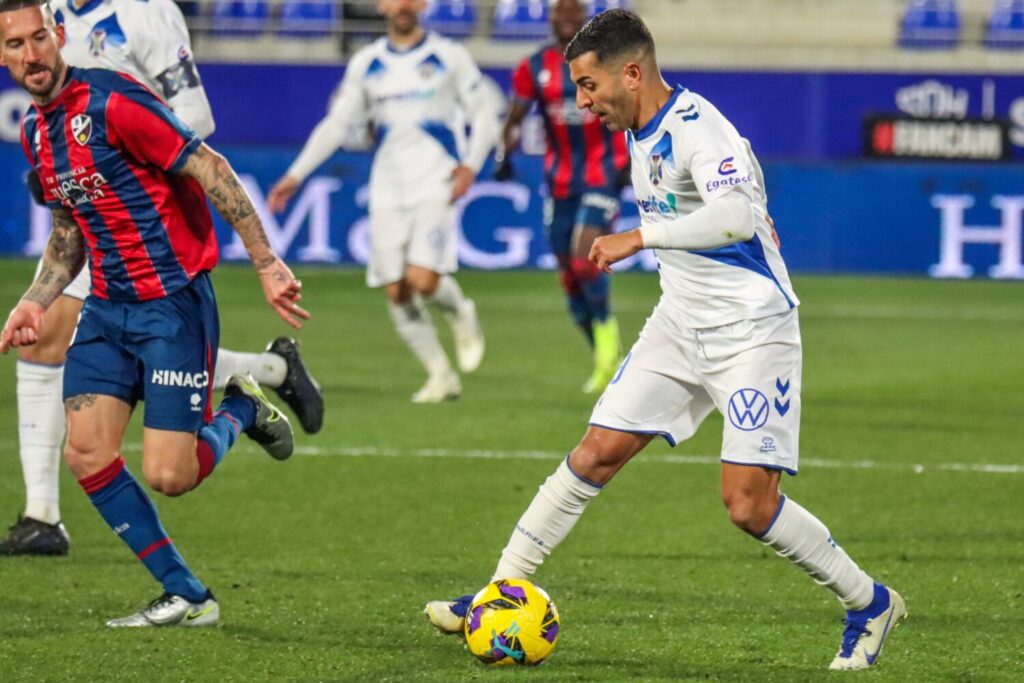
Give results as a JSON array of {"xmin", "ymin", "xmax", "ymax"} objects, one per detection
[
  {"xmin": 1, "ymin": 0, "xmax": 324, "ymax": 557},
  {"xmin": 426, "ymin": 10, "xmax": 906, "ymax": 671},
  {"xmin": 1, "ymin": 0, "xmax": 305, "ymax": 625},
  {"xmin": 496, "ymin": 0, "xmax": 627, "ymax": 393},
  {"xmin": 268, "ymin": 0, "xmax": 496, "ymax": 403}
]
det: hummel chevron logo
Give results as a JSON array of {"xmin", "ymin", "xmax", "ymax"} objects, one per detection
[
  {"xmin": 775, "ymin": 397, "xmax": 791, "ymax": 416},
  {"xmin": 675, "ymin": 104, "xmax": 699, "ymax": 122},
  {"xmin": 776, "ymin": 378, "xmax": 790, "ymax": 395}
]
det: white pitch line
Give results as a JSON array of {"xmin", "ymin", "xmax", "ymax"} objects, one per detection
[{"xmin": 293, "ymin": 445, "xmax": 1024, "ymax": 475}]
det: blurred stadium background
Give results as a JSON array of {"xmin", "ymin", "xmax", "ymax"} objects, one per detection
[{"xmin": 1, "ymin": 1, "xmax": 1023, "ymax": 680}]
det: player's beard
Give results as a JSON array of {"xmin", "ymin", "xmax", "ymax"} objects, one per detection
[
  {"xmin": 390, "ymin": 10, "xmax": 419, "ymax": 35},
  {"xmin": 20, "ymin": 63, "xmax": 59, "ymax": 98}
]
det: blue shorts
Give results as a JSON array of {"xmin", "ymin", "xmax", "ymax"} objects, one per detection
[
  {"xmin": 64, "ymin": 272, "xmax": 220, "ymax": 433},
  {"xmin": 544, "ymin": 189, "xmax": 621, "ymax": 257}
]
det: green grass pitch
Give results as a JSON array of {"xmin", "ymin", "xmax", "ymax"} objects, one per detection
[{"xmin": 0, "ymin": 258, "xmax": 1022, "ymax": 681}]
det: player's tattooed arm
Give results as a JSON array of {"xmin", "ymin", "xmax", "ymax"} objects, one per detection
[
  {"xmin": 178, "ymin": 143, "xmax": 311, "ymax": 329},
  {"xmin": 177, "ymin": 144, "xmax": 277, "ymax": 269},
  {"xmin": 24, "ymin": 208, "xmax": 86, "ymax": 309}
]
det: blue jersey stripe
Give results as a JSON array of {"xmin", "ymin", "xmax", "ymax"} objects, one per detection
[
  {"xmin": 691, "ymin": 234, "xmax": 796, "ymax": 308},
  {"xmin": 84, "ymin": 87, "xmax": 189, "ymax": 296}
]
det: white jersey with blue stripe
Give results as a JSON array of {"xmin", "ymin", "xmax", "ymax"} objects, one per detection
[
  {"xmin": 53, "ymin": 0, "xmax": 214, "ymax": 137},
  {"xmin": 288, "ymin": 32, "xmax": 495, "ymax": 211},
  {"xmin": 629, "ymin": 86, "xmax": 798, "ymax": 328}
]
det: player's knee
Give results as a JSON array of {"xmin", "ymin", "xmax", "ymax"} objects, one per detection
[
  {"xmin": 569, "ymin": 442, "xmax": 622, "ymax": 484},
  {"xmin": 143, "ymin": 466, "xmax": 193, "ymax": 497},
  {"xmin": 722, "ymin": 489, "xmax": 778, "ymax": 535},
  {"xmin": 64, "ymin": 438, "xmax": 109, "ymax": 479},
  {"xmin": 17, "ymin": 337, "xmax": 68, "ymax": 366},
  {"xmin": 385, "ymin": 281, "xmax": 413, "ymax": 304}
]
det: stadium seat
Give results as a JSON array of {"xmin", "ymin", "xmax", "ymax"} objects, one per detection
[
  {"xmin": 899, "ymin": 0, "xmax": 961, "ymax": 49},
  {"xmin": 210, "ymin": 0, "xmax": 271, "ymax": 37},
  {"xmin": 423, "ymin": 0, "xmax": 477, "ymax": 38},
  {"xmin": 589, "ymin": 0, "xmax": 629, "ymax": 17},
  {"xmin": 279, "ymin": 0, "xmax": 340, "ymax": 38},
  {"xmin": 985, "ymin": 0, "xmax": 1024, "ymax": 49},
  {"xmin": 492, "ymin": 0, "xmax": 549, "ymax": 41}
]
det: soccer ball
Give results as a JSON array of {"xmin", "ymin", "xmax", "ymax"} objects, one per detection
[{"xmin": 463, "ymin": 579, "xmax": 560, "ymax": 666}]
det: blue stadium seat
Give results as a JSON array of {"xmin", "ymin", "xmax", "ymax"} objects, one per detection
[
  {"xmin": 210, "ymin": 0, "xmax": 271, "ymax": 37},
  {"xmin": 985, "ymin": 0, "xmax": 1024, "ymax": 49},
  {"xmin": 899, "ymin": 0, "xmax": 961, "ymax": 49},
  {"xmin": 423, "ymin": 0, "xmax": 477, "ymax": 38},
  {"xmin": 492, "ymin": 0, "xmax": 549, "ymax": 41},
  {"xmin": 589, "ymin": 0, "xmax": 629, "ymax": 17},
  {"xmin": 279, "ymin": 0, "xmax": 339, "ymax": 38}
]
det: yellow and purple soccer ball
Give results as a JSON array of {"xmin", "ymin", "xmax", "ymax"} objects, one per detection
[{"xmin": 463, "ymin": 579, "xmax": 560, "ymax": 666}]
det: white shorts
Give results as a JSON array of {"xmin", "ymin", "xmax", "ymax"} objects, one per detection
[
  {"xmin": 34, "ymin": 256, "xmax": 90, "ymax": 300},
  {"xmin": 590, "ymin": 304, "xmax": 803, "ymax": 474},
  {"xmin": 365, "ymin": 199, "xmax": 458, "ymax": 288}
]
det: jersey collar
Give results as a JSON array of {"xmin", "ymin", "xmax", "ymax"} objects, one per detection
[
  {"xmin": 634, "ymin": 85, "xmax": 686, "ymax": 142},
  {"xmin": 66, "ymin": 0, "xmax": 106, "ymax": 17},
  {"xmin": 386, "ymin": 30, "xmax": 429, "ymax": 54}
]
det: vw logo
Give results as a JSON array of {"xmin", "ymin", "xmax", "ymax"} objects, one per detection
[{"xmin": 727, "ymin": 388, "xmax": 769, "ymax": 431}]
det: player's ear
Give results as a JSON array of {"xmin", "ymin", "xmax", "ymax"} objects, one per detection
[
  {"xmin": 55, "ymin": 23, "xmax": 66, "ymax": 49},
  {"xmin": 622, "ymin": 62, "xmax": 642, "ymax": 92}
]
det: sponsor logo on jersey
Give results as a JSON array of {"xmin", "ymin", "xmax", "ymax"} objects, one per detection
[
  {"xmin": 705, "ymin": 173, "xmax": 753, "ymax": 194},
  {"xmin": 727, "ymin": 388, "xmax": 769, "ymax": 431},
  {"xmin": 636, "ymin": 193, "xmax": 678, "ymax": 216},
  {"xmin": 51, "ymin": 168, "xmax": 109, "ymax": 207},
  {"xmin": 150, "ymin": 370, "xmax": 210, "ymax": 389},
  {"xmin": 89, "ymin": 28, "xmax": 106, "ymax": 56},
  {"xmin": 70, "ymin": 114, "xmax": 92, "ymax": 146},
  {"xmin": 718, "ymin": 156, "xmax": 737, "ymax": 176}
]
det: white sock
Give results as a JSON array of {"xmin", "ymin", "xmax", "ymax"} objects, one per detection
[
  {"xmin": 492, "ymin": 458, "xmax": 603, "ymax": 581},
  {"xmin": 388, "ymin": 297, "xmax": 452, "ymax": 377},
  {"xmin": 759, "ymin": 496, "xmax": 875, "ymax": 610},
  {"xmin": 213, "ymin": 349, "xmax": 287, "ymax": 389},
  {"xmin": 17, "ymin": 361, "xmax": 65, "ymax": 525},
  {"xmin": 427, "ymin": 275, "xmax": 468, "ymax": 317}
]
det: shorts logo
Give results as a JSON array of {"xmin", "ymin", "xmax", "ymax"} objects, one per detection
[
  {"xmin": 150, "ymin": 369, "xmax": 210, "ymax": 389},
  {"xmin": 70, "ymin": 114, "xmax": 92, "ymax": 146},
  {"xmin": 718, "ymin": 157, "xmax": 737, "ymax": 176},
  {"xmin": 190, "ymin": 393, "xmax": 203, "ymax": 412},
  {"xmin": 760, "ymin": 437, "xmax": 776, "ymax": 454},
  {"xmin": 728, "ymin": 388, "xmax": 769, "ymax": 431}
]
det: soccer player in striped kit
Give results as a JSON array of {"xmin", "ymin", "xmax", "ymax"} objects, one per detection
[
  {"xmin": 497, "ymin": 0, "xmax": 628, "ymax": 393},
  {"xmin": 1, "ymin": 0, "xmax": 305, "ymax": 626}
]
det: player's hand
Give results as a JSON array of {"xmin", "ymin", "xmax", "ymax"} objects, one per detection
[
  {"xmin": 493, "ymin": 156, "xmax": 514, "ymax": 182},
  {"xmin": 450, "ymin": 165, "xmax": 475, "ymax": 203},
  {"xmin": 257, "ymin": 256, "xmax": 310, "ymax": 330},
  {"xmin": 25, "ymin": 171, "xmax": 45, "ymax": 206},
  {"xmin": 767, "ymin": 213, "xmax": 781, "ymax": 248},
  {"xmin": 589, "ymin": 229, "xmax": 644, "ymax": 274},
  {"xmin": 267, "ymin": 176, "xmax": 300, "ymax": 214},
  {"xmin": 0, "ymin": 300, "xmax": 46, "ymax": 354}
]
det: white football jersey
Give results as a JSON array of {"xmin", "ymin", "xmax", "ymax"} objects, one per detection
[
  {"xmin": 54, "ymin": 0, "xmax": 214, "ymax": 137},
  {"xmin": 629, "ymin": 86, "xmax": 798, "ymax": 328},
  {"xmin": 289, "ymin": 32, "xmax": 497, "ymax": 211}
]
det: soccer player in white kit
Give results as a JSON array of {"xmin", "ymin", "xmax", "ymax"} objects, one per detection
[
  {"xmin": 268, "ymin": 0, "xmax": 496, "ymax": 404},
  {"xmin": 425, "ymin": 10, "xmax": 906, "ymax": 671},
  {"xmin": 2, "ymin": 0, "xmax": 324, "ymax": 556}
]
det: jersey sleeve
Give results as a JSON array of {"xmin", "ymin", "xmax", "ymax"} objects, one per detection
[
  {"xmin": 106, "ymin": 78, "xmax": 201, "ymax": 173},
  {"xmin": 450, "ymin": 42, "xmax": 498, "ymax": 174},
  {"xmin": 673, "ymin": 96, "xmax": 757, "ymax": 205},
  {"xmin": 510, "ymin": 57, "xmax": 536, "ymax": 104}
]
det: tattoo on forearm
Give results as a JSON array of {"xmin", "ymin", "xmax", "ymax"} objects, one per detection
[
  {"xmin": 24, "ymin": 210, "xmax": 85, "ymax": 308},
  {"xmin": 179, "ymin": 145, "xmax": 274, "ymax": 268},
  {"xmin": 65, "ymin": 393, "xmax": 98, "ymax": 411}
]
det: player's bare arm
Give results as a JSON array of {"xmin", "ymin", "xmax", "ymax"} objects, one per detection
[
  {"xmin": 494, "ymin": 100, "xmax": 530, "ymax": 181},
  {"xmin": 589, "ymin": 229, "xmax": 643, "ymax": 273},
  {"xmin": 178, "ymin": 143, "xmax": 310, "ymax": 329},
  {"xmin": 0, "ymin": 208, "xmax": 84, "ymax": 354}
]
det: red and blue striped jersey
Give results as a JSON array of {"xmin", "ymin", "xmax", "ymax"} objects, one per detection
[
  {"xmin": 511, "ymin": 44, "xmax": 628, "ymax": 201},
  {"xmin": 20, "ymin": 67, "xmax": 217, "ymax": 302}
]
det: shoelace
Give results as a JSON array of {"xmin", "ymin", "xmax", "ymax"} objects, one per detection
[
  {"xmin": 146, "ymin": 593, "xmax": 178, "ymax": 612},
  {"xmin": 839, "ymin": 617, "xmax": 873, "ymax": 657}
]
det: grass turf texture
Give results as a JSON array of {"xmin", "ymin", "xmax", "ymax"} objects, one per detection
[{"xmin": 0, "ymin": 258, "xmax": 1022, "ymax": 682}]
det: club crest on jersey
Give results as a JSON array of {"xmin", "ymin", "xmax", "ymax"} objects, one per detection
[
  {"xmin": 70, "ymin": 114, "xmax": 93, "ymax": 146},
  {"xmin": 537, "ymin": 69, "xmax": 551, "ymax": 86},
  {"xmin": 718, "ymin": 157, "xmax": 737, "ymax": 176},
  {"xmin": 89, "ymin": 28, "xmax": 106, "ymax": 56},
  {"xmin": 649, "ymin": 154, "xmax": 665, "ymax": 186}
]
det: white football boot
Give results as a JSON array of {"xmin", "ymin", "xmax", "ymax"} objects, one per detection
[
  {"xmin": 106, "ymin": 592, "xmax": 220, "ymax": 628},
  {"xmin": 829, "ymin": 583, "xmax": 907, "ymax": 670},
  {"xmin": 423, "ymin": 594, "xmax": 473, "ymax": 634},
  {"xmin": 448, "ymin": 299, "xmax": 485, "ymax": 373},
  {"xmin": 411, "ymin": 371, "xmax": 462, "ymax": 404}
]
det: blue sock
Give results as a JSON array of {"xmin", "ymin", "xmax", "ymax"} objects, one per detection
[
  {"xmin": 79, "ymin": 456, "xmax": 207, "ymax": 602},
  {"xmin": 579, "ymin": 273, "xmax": 611, "ymax": 324},
  {"xmin": 195, "ymin": 395, "xmax": 255, "ymax": 484},
  {"xmin": 567, "ymin": 293, "xmax": 594, "ymax": 345}
]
